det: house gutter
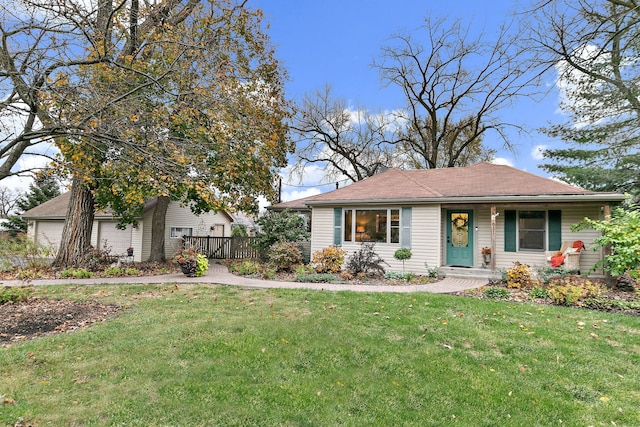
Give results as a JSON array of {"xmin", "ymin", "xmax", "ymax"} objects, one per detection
[{"xmin": 304, "ymin": 193, "xmax": 626, "ymax": 207}]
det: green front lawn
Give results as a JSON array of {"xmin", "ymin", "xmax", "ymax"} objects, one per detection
[{"xmin": 1, "ymin": 283, "xmax": 639, "ymax": 426}]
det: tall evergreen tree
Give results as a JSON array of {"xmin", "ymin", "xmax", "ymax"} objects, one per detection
[
  {"xmin": 5, "ymin": 173, "xmax": 61, "ymax": 235},
  {"xmin": 531, "ymin": 0, "xmax": 640, "ymax": 195}
]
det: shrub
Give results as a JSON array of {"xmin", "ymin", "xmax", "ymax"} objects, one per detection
[
  {"xmin": 483, "ymin": 286, "xmax": 510, "ymax": 299},
  {"xmin": 345, "ymin": 242, "xmax": 388, "ymax": 276},
  {"xmin": 254, "ymin": 210, "xmax": 309, "ymax": 256},
  {"xmin": 530, "ymin": 286, "xmax": 550, "ymax": 299},
  {"xmin": 571, "ymin": 202, "xmax": 640, "ymax": 276},
  {"xmin": 424, "ymin": 263, "xmax": 440, "ymax": 278},
  {"xmin": 80, "ymin": 241, "xmax": 117, "ymax": 270},
  {"xmin": 615, "ymin": 271, "xmax": 639, "ymax": 292},
  {"xmin": 295, "ymin": 273, "xmax": 336, "ymax": 283},
  {"xmin": 534, "ymin": 265, "xmax": 579, "ymax": 284},
  {"xmin": 393, "ymin": 248, "xmax": 412, "ymax": 273},
  {"xmin": 385, "ymin": 271, "xmax": 416, "ymax": 281},
  {"xmin": 312, "ymin": 246, "xmax": 346, "ymax": 273},
  {"xmin": 0, "ymin": 235, "xmax": 57, "ymax": 269},
  {"xmin": 60, "ymin": 268, "xmax": 94, "ymax": 279},
  {"xmin": 261, "ymin": 267, "xmax": 277, "ymax": 280},
  {"xmin": 125, "ymin": 267, "xmax": 139, "ymax": 276},
  {"xmin": 506, "ymin": 261, "xmax": 539, "ymax": 289},
  {"xmin": 0, "ymin": 286, "xmax": 33, "ymax": 305},
  {"xmin": 229, "ymin": 260, "xmax": 262, "ymax": 276},
  {"xmin": 547, "ymin": 276, "xmax": 606, "ymax": 306},
  {"xmin": 268, "ymin": 241, "xmax": 303, "ymax": 271},
  {"xmin": 295, "ymin": 264, "xmax": 316, "ymax": 275},
  {"xmin": 104, "ymin": 266, "xmax": 124, "ymax": 276}
]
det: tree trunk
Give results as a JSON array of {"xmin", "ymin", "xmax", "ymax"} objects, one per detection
[
  {"xmin": 148, "ymin": 195, "xmax": 169, "ymax": 262},
  {"xmin": 54, "ymin": 177, "xmax": 95, "ymax": 267}
]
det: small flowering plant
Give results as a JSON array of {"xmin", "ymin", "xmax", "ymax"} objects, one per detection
[{"xmin": 481, "ymin": 247, "xmax": 492, "ymax": 255}]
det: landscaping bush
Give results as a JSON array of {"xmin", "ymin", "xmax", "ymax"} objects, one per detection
[
  {"xmin": 103, "ymin": 266, "xmax": 124, "ymax": 276},
  {"xmin": 294, "ymin": 273, "xmax": 336, "ymax": 283},
  {"xmin": 80, "ymin": 241, "xmax": 117, "ymax": 270},
  {"xmin": 294, "ymin": 264, "xmax": 316, "ymax": 275},
  {"xmin": 384, "ymin": 271, "xmax": 416, "ymax": 281},
  {"xmin": 0, "ymin": 235, "xmax": 57, "ymax": 270},
  {"xmin": 534, "ymin": 265, "xmax": 578, "ymax": 284},
  {"xmin": 483, "ymin": 286, "xmax": 510, "ymax": 299},
  {"xmin": 254, "ymin": 210, "xmax": 309, "ymax": 256},
  {"xmin": 547, "ymin": 276, "xmax": 606, "ymax": 306},
  {"xmin": 571, "ymin": 202, "xmax": 640, "ymax": 276},
  {"xmin": 506, "ymin": 261, "xmax": 539, "ymax": 289},
  {"xmin": 268, "ymin": 241, "xmax": 303, "ymax": 271},
  {"xmin": 312, "ymin": 246, "xmax": 346, "ymax": 273},
  {"xmin": 529, "ymin": 286, "xmax": 550, "ymax": 299},
  {"xmin": 345, "ymin": 242, "xmax": 387, "ymax": 276},
  {"xmin": 615, "ymin": 271, "xmax": 639, "ymax": 292},
  {"xmin": 60, "ymin": 268, "xmax": 94, "ymax": 279},
  {"xmin": 393, "ymin": 248, "xmax": 412, "ymax": 273},
  {"xmin": 0, "ymin": 286, "xmax": 33, "ymax": 305},
  {"xmin": 229, "ymin": 260, "xmax": 262, "ymax": 276}
]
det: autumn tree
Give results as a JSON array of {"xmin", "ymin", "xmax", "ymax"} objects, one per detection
[
  {"xmin": 290, "ymin": 85, "xmax": 397, "ymax": 183},
  {"xmin": 374, "ymin": 16, "xmax": 541, "ymax": 169},
  {"xmin": 530, "ymin": 0, "xmax": 640, "ymax": 195},
  {"xmin": 2, "ymin": 0, "xmax": 291, "ymax": 265}
]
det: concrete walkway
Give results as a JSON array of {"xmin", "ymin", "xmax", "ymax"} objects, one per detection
[{"xmin": 0, "ymin": 264, "xmax": 488, "ymax": 294}]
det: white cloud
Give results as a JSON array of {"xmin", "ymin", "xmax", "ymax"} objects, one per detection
[
  {"xmin": 490, "ymin": 157, "xmax": 514, "ymax": 167},
  {"xmin": 282, "ymin": 187, "xmax": 321, "ymax": 202},
  {"xmin": 531, "ymin": 145, "xmax": 547, "ymax": 161}
]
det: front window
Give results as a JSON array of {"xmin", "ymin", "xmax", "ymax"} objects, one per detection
[
  {"xmin": 170, "ymin": 227, "xmax": 193, "ymax": 239},
  {"xmin": 519, "ymin": 211, "xmax": 545, "ymax": 250},
  {"xmin": 345, "ymin": 209, "xmax": 400, "ymax": 243}
]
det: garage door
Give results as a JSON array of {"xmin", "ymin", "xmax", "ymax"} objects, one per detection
[
  {"xmin": 97, "ymin": 221, "xmax": 133, "ymax": 255},
  {"xmin": 35, "ymin": 221, "xmax": 64, "ymax": 248}
]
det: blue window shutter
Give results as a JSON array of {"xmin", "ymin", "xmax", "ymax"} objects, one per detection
[
  {"xmin": 333, "ymin": 208, "xmax": 342, "ymax": 246},
  {"xmin": 548, "ymin": 210, "xmax": 562, "ymax": 251},
  {"xmin": 401, "ymin": 207, "xmax": 412, "ymax": 248},
  {"xmin": 504, "ymin": 210, "xmax": 516, "ymax": 252}
]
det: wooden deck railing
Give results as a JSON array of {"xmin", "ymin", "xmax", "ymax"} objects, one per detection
[{"xmin": 181, "ymin": 236, "xmax": 261, "ymax": 259}]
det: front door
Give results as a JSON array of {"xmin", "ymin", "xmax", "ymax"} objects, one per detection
[{"xmin": 446, "ymin": 210, "xmax": 474, "ymax": 267}]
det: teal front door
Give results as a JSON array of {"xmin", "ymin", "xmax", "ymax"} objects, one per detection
[{"xmin": 446, "ymin": 210, "xmax": 474, "ymax": 267}]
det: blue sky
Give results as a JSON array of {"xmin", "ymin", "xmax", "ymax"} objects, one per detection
[{"xmin": 250, "ymin": 0, "xmax": 565, "ymax": 202}]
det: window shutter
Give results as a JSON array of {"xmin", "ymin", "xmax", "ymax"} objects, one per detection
[
  {"xmin": 401, "ymin": 207, "xmax": 412, "ymax": 248},
  {"xmin": 504, "ymin": 210, "xmax": 517, "ymax": 252},
  {"xmin": 333, "ymin": 208, "xmax": 342, "ymax": 246},
  {"xmin": 548, "ymin": 210, "xmax": 562, "ymax": 251}
]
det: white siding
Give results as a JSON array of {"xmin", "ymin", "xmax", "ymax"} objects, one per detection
[
  {"xmin": 163, "ymin": 203, "xmax": 232, "ymax": 260},
  {"xmin": 311, "ymin": 205, "xmax": 442, "ymax": 275},
  {"xmin": 310, "ymin": 207, "xmax": 335, "ymax": 254},
  {"xmin": 311, "ymin": 203, "xmax": 610, "ymax": 277},
  {"xmin": 491, "ymin": 205, "xmax": 605, "ymax": 274}
]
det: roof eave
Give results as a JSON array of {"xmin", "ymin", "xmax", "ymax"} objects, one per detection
[{"xmin": 305, "ymin": 193, "xmax": 626, "ymax": 206}]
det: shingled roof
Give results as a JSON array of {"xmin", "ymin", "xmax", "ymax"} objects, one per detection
[{"xmin": 271, "ymin": 162, "xmax": 624, "ymax": 208}]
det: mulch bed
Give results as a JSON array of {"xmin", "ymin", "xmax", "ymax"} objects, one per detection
[{"xmin": 0, "ymin": 298, "xmax": 120, "ymax": 346}]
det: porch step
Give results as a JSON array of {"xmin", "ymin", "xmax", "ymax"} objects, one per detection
[{"xmin": 439, "ymin": 266, "xmax": 502, "ymax": 281}]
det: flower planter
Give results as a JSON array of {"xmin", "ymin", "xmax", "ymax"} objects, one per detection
[
  {"xmin": 180, "ymin": 261, "xmax": 196, "ymax": 277},
  {"xmin": 483, "ymin": 254, "xmax": 491, "ymax": 264}
]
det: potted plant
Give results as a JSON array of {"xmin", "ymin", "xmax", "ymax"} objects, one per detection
[
  {"xmin": 127, "ymin": 247, "xmax": 134, "ymax": 257},
  {"xmin": 481, "ymin": 247, "xmax": 491, "ymax": 264},
  {"xmin": 174, "ymin": 246, "xmax": 209, "ymax": 277}
]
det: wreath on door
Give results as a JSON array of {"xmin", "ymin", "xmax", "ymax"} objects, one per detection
[{"xmin": 451, "ymin": 214, "xmax": 469, "ymax": 231}]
